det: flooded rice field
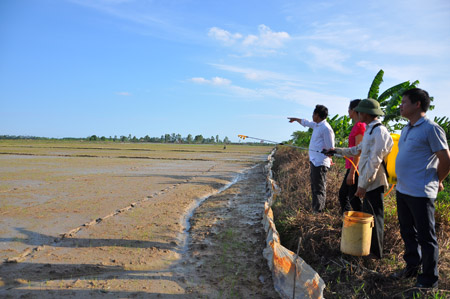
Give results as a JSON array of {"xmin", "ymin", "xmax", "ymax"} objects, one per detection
[{"xmin": 0, "ymin": 140, "xmax": 278, "ymax": 298}]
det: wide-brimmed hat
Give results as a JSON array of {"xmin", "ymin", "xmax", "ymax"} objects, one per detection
[{"xmin": 354, "ymin": 98, "xmax": 384, "ymax": 116}]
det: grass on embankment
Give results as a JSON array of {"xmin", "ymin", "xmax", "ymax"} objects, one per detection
[{"xmin": 271, "ymin": 146, "xmax": 450, "ymax": 298}]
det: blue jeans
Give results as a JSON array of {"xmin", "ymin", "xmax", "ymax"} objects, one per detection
[{"xmin": 396, "ymin": 191, "xmax": 439, "ymax": 286}]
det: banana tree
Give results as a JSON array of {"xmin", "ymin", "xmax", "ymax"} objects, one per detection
[
  {"xmin": 367, "ymin": 69, "xmax": 431, "ymax": 131},
  {"xmin": 434, "ymin": 116, "xmax": 450, "ymax": 141},
  {"xmin": 327, "ymin": 114, "xmax": 352, "ymax": 147}
]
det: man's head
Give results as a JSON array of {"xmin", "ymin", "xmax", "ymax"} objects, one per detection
[
  {"xmin": 313, "ymin": 105, "xmax": 328, "ymax": 123},
  {"xmin": 354, "ymin": 98, "xmax": 383, "ymax": 124},
  {"xmin": 401, "ymin": 88, "xmax": 430, "ymax": 113}
]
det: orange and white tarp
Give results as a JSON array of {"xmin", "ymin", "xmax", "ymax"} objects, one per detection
[{"xmin": 263, "ymin": 149, "xmax": 325, "ymax": 299}]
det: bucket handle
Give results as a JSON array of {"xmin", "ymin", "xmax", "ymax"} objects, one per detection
[{"xmin": 370, "ymin": 220, "xmax": 374, "ymax": 228}]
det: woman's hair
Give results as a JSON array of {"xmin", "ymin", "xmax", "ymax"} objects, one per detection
[{"xmin": 349, "ymin": 99, "xmax": 362, "ymax": 110}]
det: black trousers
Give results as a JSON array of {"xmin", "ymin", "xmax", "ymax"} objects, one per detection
[
  {"xmin": 338, "ymin": 169, "xmax": 362, "ymax": 214},
  {"xmin": 309, "ymin": 162, "xmax": 329, "ymax": 212},
  {"xmin": 396, "ymin": 191, "xmax": 439, "ymax": 286},
  {"xmin": 362, "ymin": 186, "xmax": 385, "ymax": 258}
]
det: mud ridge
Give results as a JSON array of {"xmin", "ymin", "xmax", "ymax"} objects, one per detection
[
  {"xmin": 0, "ymin": 152, "xmax": 211, "ymax": 161},
  {"xmin": 3, "ymin": 165, "xmax": 218, "ymax": 265},
  {"xmin": 0, "ymin": 152, "xmax": 257, "ymax": 164}
]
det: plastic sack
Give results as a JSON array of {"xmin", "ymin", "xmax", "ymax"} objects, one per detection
[{"xmin": 263, "ymin": 150, "xmax": 325, "ymax": 299}]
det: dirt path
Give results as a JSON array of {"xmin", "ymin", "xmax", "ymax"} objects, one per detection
[
  {"xmin": 0, "ymin": 160, "xmax": 278, "ymax": 298},
  {"xmin": 177, "ymin": 164, "xmax": 279, "ymax": 298}
]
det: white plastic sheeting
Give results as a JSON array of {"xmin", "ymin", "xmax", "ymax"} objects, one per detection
[{"xmin": 263, "ymin": 148, "xmax": 325, "ymax": 299}]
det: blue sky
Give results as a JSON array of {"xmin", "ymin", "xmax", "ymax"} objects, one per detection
[{"xmin": 1, "ymin": 0, "xmax": 449, "ymax": 142}]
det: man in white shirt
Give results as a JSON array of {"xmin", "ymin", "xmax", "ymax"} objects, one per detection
[{"xmin": 288, "ymin": 105, "xmax": 335, "ymax": 212}]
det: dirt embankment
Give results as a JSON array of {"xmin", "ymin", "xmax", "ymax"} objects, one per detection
[{"xmin": 271, "ymin": 146, "xmax": 450, "ymax": 299}]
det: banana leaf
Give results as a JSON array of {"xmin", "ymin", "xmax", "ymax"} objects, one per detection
[
  {"xmin": 378, "ymin": 81, "xmax": 411, "ymax": 104},
  {"xmin": 368, "ymin": 69, "xmax": 384, "ymax": 100}
]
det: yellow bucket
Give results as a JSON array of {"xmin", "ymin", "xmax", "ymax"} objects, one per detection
[{"xmin": 340, "ymin": 211, "xmax": 374, "ymax": 256}]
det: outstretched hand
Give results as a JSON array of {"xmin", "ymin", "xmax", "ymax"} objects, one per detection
[
  {"xmin": 288, "ymin": 117, "xmax": 301, "ymax": 123},
  {"xmin": 321, "ymin": 148, "xmax": 337, "ymax": 156}
]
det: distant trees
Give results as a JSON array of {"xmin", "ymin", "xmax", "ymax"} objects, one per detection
[
  {"xmin": 0, "ymin": 133, "xmax": 237, "ymax": 145},
  {"xmin": 194, "ymin": 135, "xmax": 204, "ymax": 144},
  {"xmin": 164, "ymin": 134, "xmax": 171, "ymax": 143},
  {"xmin": 84, "ymin": 133, "xmax": 231, "ymax": 144},
  {"xmin": 291, "ymin": 130, "xmax": 312, "ymax": 147}
]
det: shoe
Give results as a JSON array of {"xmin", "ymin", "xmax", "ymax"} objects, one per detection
[
  {"xmin": 414, "ymin": 281, "xmax": 438, "ymax": 289},
  {"xmin": 390, "ymin": 267, "xmax": 419, "ymax": 280},
  {"xmin": 405, "ymin": 282, "xmax": 439, "ymax": 298}
]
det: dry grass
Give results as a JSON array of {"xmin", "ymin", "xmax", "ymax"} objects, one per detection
[{"xmin": 271, "ymin": 146, "xmax": 450, "ymax": 298}]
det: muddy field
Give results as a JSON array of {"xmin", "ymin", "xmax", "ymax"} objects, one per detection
[{"xmin": 0, "ymin": 140, "xmax": 279, "ymax": 298}]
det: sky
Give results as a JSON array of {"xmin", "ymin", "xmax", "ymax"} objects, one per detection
[{"xmin": 1, "ymin": 0, "xmax": 449, "ymax": 142}]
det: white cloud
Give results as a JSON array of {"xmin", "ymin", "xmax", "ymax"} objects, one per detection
[
  {"xmin": 242, "ymin": 35, "xmax": 258, "ymax": 47},
  {"xmin": 208, "ymin": 27, "xmax": 243, "ymax": 46},
  {"xmin": 116, "ymin": 91, "xmax": 131, "ymax": 96},
  {"xmin": 190, "ymin": 76, "xmax": 231, "ymax": 86},
  {"xmin": 189, "ymin": 74, "xmax": 347, "ymax": 112},
  {"xmin": 210, "ymin": 63, "xmax": 325, "ymax": 87},
  {"xmin": 305, "ymin": 20, "xmax": 370, "ymax": 46},
  {"xmin": 189, "ymin": 76, "xmax": 259, "ymax": 98},
  {"xmin": 303, "ymin": 17, "xmax": 449, "ymax": 57},
  {"xmin": 357, "ymin": 61, "xmax": 435, "ymax": 83},
  {"xmin": 306, "ymin": 46, "xmax": 350, "ymax": 73},
  {"xmin": 211, "ymin": 64, "xmax": 284, "ymax": 81},
  {"xmin": 211, "ymin": 77, "xmax": 231, "ymax": 86},
  {"xmin": 247, "ymin": 25, "xmax": 290, "ymax": 49},
  {"xmin": 208, "ymin": 24, "xmax": 290, "ymax": 55},
  {"xmin": 190, "ymin": 77, "xmax": 209, "ymax": 84},
  {"xmin": 70, "ymin": 0, "xmax": 165, "ymax": 26}
]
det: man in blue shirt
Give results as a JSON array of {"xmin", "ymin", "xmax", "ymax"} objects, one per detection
[
  {"xmin": 392, "ymin": 88, "xmax": 450, "ymax": 291},
  {"xmin": 288, "ymin": 105, "xmax": 335, "ymax": 212}
]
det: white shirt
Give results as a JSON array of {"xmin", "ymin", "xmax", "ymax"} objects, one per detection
[
  {"xmin": 300, "ymin": 119, "xmax": 335, "ymax": 167},
  {"xmin": 336, "ymin": 120, "xmax": 393, "ymax": 191}
]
